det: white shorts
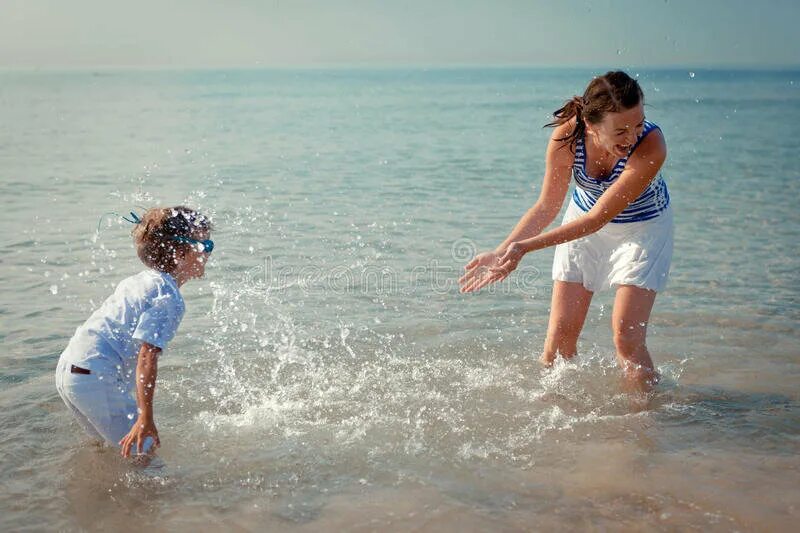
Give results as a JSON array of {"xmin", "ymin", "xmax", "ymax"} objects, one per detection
[
  {"xmin": 55, "ymin": 356, "xmax": 154, "ymax": 453},
  {"xmin": 552, "ymin": 199, "xmax": 674, "ymax": 293}
]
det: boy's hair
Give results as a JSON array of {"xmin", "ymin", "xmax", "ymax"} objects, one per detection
[{"xmin": 132, "ymin": 206, "xmax": 212, "ymax": 274}]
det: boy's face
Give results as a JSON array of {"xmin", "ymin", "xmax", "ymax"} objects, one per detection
[{"xmin": 176, "ymin": 231, "xmax": 211, "ymax": 281}]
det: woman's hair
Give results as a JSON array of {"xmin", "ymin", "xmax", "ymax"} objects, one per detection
[
  {"xmin": 546, "ymin": 70, "xmax": 644, "ymax": 152},
  {"xmin": 132, "ymin": 206, "xmax": 212, "ymax": 274}
]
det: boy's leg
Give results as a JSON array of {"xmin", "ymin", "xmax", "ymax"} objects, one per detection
[
  {"xmin": 59, "ymin": 370, "xmax": 154, "ymax": 454},
  {"xmin": 56, "ymin": 360, "xmax": 105, "ymax": 442}
]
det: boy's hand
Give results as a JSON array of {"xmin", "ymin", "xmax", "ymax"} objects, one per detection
[{"xmin": 119, "ymin": 416, "xmax": 160, "ymax": 457}]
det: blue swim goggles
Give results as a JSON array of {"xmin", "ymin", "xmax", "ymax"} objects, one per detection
[{"xmin": 172, "ymin": 236, "xmax": 214, "ymax": 253}]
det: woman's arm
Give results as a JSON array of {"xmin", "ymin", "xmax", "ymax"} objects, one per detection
[
  {"xmin": 493, "ymin": 124, "xmax": 575, "ymax": 253},
  {"xmin": 119, "ymin": 342, "xmax": 161, "ymax": 457},
  {"xmin": 459, "ymin": 125, "xmax": 574, "ymax": 292},
  {"xmin": 490, "ymin": 129, "xmax": 667, "ymax": 278}
]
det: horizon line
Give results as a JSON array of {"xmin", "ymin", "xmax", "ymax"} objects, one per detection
[{"xmin": 1, "ymin": 62, "xmax": 799, "ymax": 73}]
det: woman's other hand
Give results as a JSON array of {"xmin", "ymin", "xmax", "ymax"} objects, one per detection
[
  {"xmin": 459, "ymin": 250, "xmax": 503, "ymax": 293},
  {"xmin": 490, "ymin": 242, "xmax": 527, "ymax": 280}
]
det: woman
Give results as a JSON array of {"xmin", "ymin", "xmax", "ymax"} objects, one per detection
[{"xmin": 459, "ymin": 71, "xmax": 673, "ymax": 390}]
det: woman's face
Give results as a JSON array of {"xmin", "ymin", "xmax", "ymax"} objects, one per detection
[{"xmin": 586, "ymin": 103, "xmax": 645, "ymax": 158}]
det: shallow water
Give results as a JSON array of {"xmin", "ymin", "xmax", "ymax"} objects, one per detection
[{"xmin": 1, "ymin": 67, "xmax": 799, "ymax": 531}]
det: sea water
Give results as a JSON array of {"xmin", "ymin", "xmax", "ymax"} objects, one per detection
[{"xmin": 1, "ymin": 67, "xmax": 798, "ymax": 530}]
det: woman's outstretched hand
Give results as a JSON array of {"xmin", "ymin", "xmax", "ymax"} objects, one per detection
[
  {"xmin": 459, "ymin": 244, "xmax": 528, "ymax": 293},
  {"xmin": 459, "ymin": 250, "xmax": 503, "ymax": 293}
]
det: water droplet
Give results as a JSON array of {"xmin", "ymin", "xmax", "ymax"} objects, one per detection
[
  {"xmin": 49, "ymin": 284, "xmax": 58, "ymax": 295},
  {"xmin": 127, "ymin": 413, "xmax": 135, "ymax": 420},
  {"xmin": 689, "ymin": 71, "xmax": 695, "ymax": 78}
]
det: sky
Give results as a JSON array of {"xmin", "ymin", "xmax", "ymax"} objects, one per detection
[{"xmin": 1, "ymin": 0, "xmax": 798, "ymax": 69}]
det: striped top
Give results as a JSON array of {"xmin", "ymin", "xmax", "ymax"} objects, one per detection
[{"xmin": 572, "ymin": 120, "xmax": 670, "ymax": 223}]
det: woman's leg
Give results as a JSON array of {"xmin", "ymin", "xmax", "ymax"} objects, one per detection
[
  {"xmin": 541, "ymin": 280, "xmax": 594, "ymax": 365},
  {"xmin": 611, "ymin": 284, "xmax": 659, "ymax": 390}
]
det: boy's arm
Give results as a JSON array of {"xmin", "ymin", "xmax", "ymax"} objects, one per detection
[{"xmin": 119, "ymin": 342, "xmax": 161, "ymax": 457}]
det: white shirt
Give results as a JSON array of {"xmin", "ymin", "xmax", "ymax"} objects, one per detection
[{"xmin": 60, "ymin": 269, "xmax": 185, "ymax": 381}]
